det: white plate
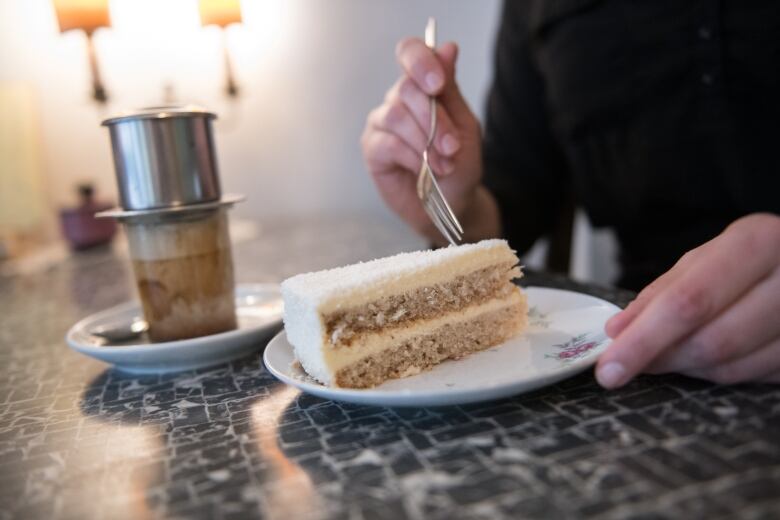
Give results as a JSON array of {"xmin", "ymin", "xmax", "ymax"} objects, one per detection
[
  {"xmin": 67, "ymin": 283, "xmax": 283, "ymax": 374},
  {"xmin": 263, "ymin": 287, "xmax": 620, "ymax": 407}
]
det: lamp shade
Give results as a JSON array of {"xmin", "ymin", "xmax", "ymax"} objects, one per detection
[
  {"xmin": 53, "ymin": 0, "xmax": 110, "ymax": 35},
  {"xmin": 199, "ymin": 0, "xmax": 242, "ymax": 27}
]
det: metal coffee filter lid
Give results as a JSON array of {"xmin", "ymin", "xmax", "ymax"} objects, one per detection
[
  {"xmin": 101, "ymin": 105, "xmax": 216, "ymax": 126},
  {"xmin": 102, "ymin": 105, "xmax": 226, "ymax": 211}
]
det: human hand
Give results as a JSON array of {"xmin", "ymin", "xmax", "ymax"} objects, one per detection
[
  {"xmin": 361, "ymin": 38, "xmax": 484, "ymax": 243},
  {"xmin": 597, "ymin": 213, "xmax": 780, "ymax": 388}
]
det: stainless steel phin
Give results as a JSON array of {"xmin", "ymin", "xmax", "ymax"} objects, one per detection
[
  {"xmin": 101, "ymin": 106, "xmax": 222, "ymax": 211},
  {"xmin": 97, "ymin": 105, "xmax": 244, "ymax": 343}
]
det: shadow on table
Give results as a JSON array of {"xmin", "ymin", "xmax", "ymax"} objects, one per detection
[
  {"xmin": 76, "ymin": 347, "xmax": 283, "ymax": 519},
  {"xmin": 269, "ymin": 370, "xmax": 749, "ymax": 518}
]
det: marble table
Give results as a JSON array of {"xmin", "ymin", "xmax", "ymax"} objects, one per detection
[{"xmin": 1, "ymin": 216, "xmax": 778, "ymax": 519}]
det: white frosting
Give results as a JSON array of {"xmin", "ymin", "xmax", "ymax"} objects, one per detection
[
  {"xmin": 281, "ymin": 239, "xmax": 521, "ymax": 386},
  {"xmin": 281, "ymin": 239, "xmax": 518, "ymax": 313},
  {"xmin": 282, "ymin": 277, "xmax": 333, "ymax": 384}
]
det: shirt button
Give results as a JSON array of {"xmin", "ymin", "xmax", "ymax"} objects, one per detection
[
  {"xmin": 701, "ymin": 73, "xmax": 714, "ymax": 85},
  {"xmin": 698, "ymin": 26, "xmax": 712, "ymax": 40}
]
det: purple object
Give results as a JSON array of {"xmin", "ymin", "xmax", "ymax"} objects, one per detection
[{"xmin": 60, "ymin": 184, "xmax": 117, "ymax": 250}]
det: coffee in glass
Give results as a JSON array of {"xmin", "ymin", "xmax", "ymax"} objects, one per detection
[{"xmin": 123, "ymin": 208, "xmax": 236, "ymax": 342}]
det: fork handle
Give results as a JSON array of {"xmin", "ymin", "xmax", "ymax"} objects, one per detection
[
  {"xmin": 425, "ymin": 17, "xmax": 437, "ymax": 148},
  {"xmin": 425, "ymin": 17, "xmax": 436, "ymax": 48}
]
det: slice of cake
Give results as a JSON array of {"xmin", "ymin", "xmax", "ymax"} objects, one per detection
[{"xmin": 281, "ymin": 239, "xmax": 528, "ymax": 388}]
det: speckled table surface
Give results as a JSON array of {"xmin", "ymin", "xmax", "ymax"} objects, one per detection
[{"xmin": 1, "ymin": 216, "xmax": 779, "ymax": 520}]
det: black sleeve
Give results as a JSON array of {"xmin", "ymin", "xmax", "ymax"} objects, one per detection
[{"xmin": 482, "ymin": 0, "xmax": 571, "ymax": 255}]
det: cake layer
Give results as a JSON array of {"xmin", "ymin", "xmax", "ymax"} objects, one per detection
[
  {"xmin": 294, "ymin": 288, "xmax": 527, "ymax": 386},
  {"xmin": 282, "ymin": 239, "xmax": 520, "ymax": 314},
  {"xmin": 334, "ymin": 291, "xmax": 528, "ymax": 388},
  {"xmin": 325, "ymin": 261, "xmax": 521, "ymax": 348}
]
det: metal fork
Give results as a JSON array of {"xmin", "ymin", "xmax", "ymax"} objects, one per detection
[{"xmin": 416, "ymin": 17, "xmax": 464, "ymax": 246}]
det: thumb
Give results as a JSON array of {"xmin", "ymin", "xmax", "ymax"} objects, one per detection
[{"xmin": 436, "ymin": 42, "xmax": 472, "ymax": 126}]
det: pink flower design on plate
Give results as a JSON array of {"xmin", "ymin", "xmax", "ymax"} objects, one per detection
[{"xmin": 546, "ymin": 334, "xmax": 605, "ymax": 364}]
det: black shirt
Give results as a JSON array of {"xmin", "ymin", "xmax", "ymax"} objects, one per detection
[{"xmin": 482, "ymin": 0, "xmax": 780, "ymax": 291}]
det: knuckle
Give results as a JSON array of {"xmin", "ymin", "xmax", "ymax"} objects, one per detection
[
  {"xmin": 360, "ymin": 124, "xmax": 373, "ymax": 146},
  {"xmin": 634, "ymin": 283, "xmax": 658, "ymax": 305},
  {"xmin": 734, "ymin": 212, "xmax": 775, "ymax": 229},
  {"xmin": 383, "ymin": 83, "xmax": 398, "ymax": 103},
  {"xmin": 395, "ymin": 38, "xmax": 413, "ymax": 59},
  {"xmin": 384, "ymin": 134, "xmax": 403, "ymax": 157},
  {"xmin": 362, "ymin": 136, "xmax": 380, "ymax": 163},
  {"xmin": 667, "ymin": 284, "xmax": 712, "ymax": 325},
  {"xmin": 367, "ymin": 106, "xmax": 382, "ymax": 127},
  {"xmin": 676, "ymin": 248, "xmax": 700, "ymax": 268},
  {"xmin": 730, "ymin": 213, "xmax": 780, "ymax": 251},
  {"xmin": 690, "ymin": 332, "xmax": 731, "ymax": 366},
  {"xmin": 381, "ymin": 102, "xmax": 405, "ymax": 128},
  {"xmin": 680, "ymin": 249, "xmax": 697, "ymax": 263},
  {"xmin": 395, "ymin": 38, "xmax": 409, "ymax": 58},
  {"xmin": 365, "ymin": 134, "xmax": 401, "ymax": 169},
  {"xmin": 398, "ymin": 76, "xmax": 418, "ymax": 104},
  {"xmin": 360, "ymin": 126, "xmax": 376, "ymax": 153}
]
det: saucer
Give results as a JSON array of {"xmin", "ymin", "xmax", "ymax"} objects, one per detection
[{"xmin": 66, "ymin": 283, "xmax": 283, "ymax": 373}]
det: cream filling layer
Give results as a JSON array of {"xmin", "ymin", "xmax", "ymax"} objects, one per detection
[
  {"xmin": 321, "ymin": 288, "xmax": 527, "ymax": 374},
  {"xmin": 317, "ymin": 246, "xmax": 521, "ymax": 314}
]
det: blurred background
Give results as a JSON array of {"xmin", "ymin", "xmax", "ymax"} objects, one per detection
[{"xmin": 0, "ymin": 0, "xmax": 617, "ymax": 283}]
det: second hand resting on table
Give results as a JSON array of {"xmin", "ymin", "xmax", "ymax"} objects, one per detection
[{"xmin": 360, "ymin": 37, "xmax": 780, "ymax": 388}]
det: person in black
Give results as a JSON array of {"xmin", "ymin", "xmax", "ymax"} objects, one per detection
[
  {"xmin": 482, "ymin": 1, "xmax": 780, "ymax": 292},
  {"xmin": 360, "ymin": 1, "xmax": 780, "ymax": 388}
]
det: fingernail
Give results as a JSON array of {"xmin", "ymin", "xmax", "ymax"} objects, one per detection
[
  {"xmin": 441, "ymin": 159, "xmax": 455, "ymax": 174},
  {"xmin": 597, "ymin": 362, "xmax": 626, "ymax": 389},
  {"xmin": 425, "ymin": 72, "xmax": 443, "ymax": 92},
  {"xmin": 441, "ymin": 134, "xmax": 460, "ymax": 155}
]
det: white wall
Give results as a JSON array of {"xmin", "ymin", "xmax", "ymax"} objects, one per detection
[{"xmin": 0, "ymin": 0, "xmax": 502, "ymax": 219}]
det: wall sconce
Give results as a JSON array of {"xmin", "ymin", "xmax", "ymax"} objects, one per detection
[
  {"xmin": 199, "ymin": 0, "xmax": 242, "ymax": 97},
  {"xmin": 52, "ymin": 0, "xmax": 111, "ymax": 103}
]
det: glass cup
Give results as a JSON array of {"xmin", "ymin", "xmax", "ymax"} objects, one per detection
[{"xmin": 123, "ymin": 208, "xmax": 237, "ymax": 342}]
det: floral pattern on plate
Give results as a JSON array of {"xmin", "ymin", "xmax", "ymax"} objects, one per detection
[
  {"xmin": 527, "ymin": 306, "xmax": 551, "ymax": 329},
  {"xmin": 546, "ymin": 333, "xmax": 608, "ymax": 364}
]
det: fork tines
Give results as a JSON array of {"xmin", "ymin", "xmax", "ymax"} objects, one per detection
[{"xmin": 419, "ymin": 157, "xmax": 463, "ymax": 245}]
